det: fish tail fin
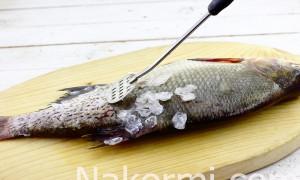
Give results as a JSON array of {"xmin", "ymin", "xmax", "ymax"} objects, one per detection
[{"xmin": 0, "ymin": 116, "xmax": 13, "ymax": 140}]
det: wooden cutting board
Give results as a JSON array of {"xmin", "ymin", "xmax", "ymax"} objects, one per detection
[{"xmin": 0, "ymin": 42, "xmax": 300, "ymax": 180}]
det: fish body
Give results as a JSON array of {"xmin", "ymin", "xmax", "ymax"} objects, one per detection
[{"xmin": 1, "ymin": 58, "xmax": 300, "ymax": 145}]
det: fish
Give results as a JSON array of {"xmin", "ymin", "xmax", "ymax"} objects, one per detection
[{"xmin": 1, "ymin": 58, "xmax": 300, "ymax": 146}]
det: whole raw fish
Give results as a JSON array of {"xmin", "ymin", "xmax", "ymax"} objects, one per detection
[{"xmin": 1, "ymin": 58, "xmax": 300, "ymax": 145}]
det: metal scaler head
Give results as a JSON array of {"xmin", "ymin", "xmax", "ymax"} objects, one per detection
[
  {"xmin": 107, "ymin": 0, "xmax": 234, "ymax": 104},
  {"xmin": 107, "ymin": 74, "xmax": 135, "ymax": 103}
]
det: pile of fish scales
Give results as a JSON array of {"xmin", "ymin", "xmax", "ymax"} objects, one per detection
[
  {"xmin": 174, "ymin": 84, "xmax": 197, "ymax": 102},
  {"xmin": 106, "ymin": 83, "xmax": 197, "ymax": 145}
]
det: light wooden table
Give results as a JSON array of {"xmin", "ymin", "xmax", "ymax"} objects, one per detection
[{"xmin": 0, "ymin": 0, "xmax": 299, "ymax": 179}]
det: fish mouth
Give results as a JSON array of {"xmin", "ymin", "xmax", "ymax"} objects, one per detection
[{"xmin": 290, "ymin": 63, "xmax": 300, "ymax": 81}]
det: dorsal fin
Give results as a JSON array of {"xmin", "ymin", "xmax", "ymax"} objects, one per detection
[{"xmin": 188, "ymin": 58, "xmax": 244, "ymax": 63}]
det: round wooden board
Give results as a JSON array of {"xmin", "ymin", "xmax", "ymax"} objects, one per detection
[{"xmin": 1, "ymin": 42, "xmax": 300, "ymax": 180}]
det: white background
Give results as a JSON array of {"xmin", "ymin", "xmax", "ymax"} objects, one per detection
[{"xmin": 0, "ymin": 0, "xmax": 299, "ymax": 178}]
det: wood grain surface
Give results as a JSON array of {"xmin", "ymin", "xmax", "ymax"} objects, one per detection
[{"xmin": 0, "ymin": 42, "xmax": 300, "ymax": 180}]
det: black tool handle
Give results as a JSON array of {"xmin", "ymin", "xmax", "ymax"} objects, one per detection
[{"xmin": 208, "ymin": 0, "xmax": 234, "ymax": 15}]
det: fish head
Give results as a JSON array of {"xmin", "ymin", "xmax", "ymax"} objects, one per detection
[
  {"xmin": 245, "ymin": 58, "xmax": 300, "ymax": 91},
  {"xmin": 289, "ymin": 62, "xmax": 300, "ymax": 88},
  {"xmin": 272, "ymin": 59, "xmax": 300, "ymax": 91}
]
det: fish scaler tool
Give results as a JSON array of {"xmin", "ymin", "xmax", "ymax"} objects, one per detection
[{"xmin": 107, "ymin": 0, "xmax": 234, "ymax": 103}]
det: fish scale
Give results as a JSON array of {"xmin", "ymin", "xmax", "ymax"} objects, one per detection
[{"xmin": 133, "ymin": 60, "xmax": 282, "ymax": 122}]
